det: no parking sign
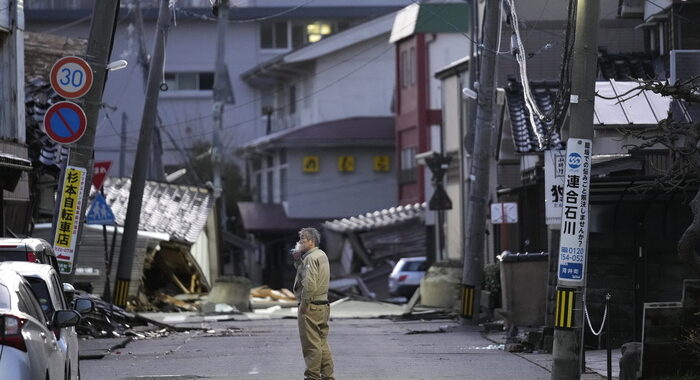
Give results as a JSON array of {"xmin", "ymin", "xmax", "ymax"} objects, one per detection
[{"xmin": 43, "ymin": 101, "xmax": 87, "ymax": 144}]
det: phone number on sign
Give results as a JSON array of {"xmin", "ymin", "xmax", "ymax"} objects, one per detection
[{"xmin": 560, "ymin": 247, "xmax": 584, "ymax": 262}]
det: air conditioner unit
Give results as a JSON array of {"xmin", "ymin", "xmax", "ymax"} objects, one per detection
[
  {"xmin": 670, "ymin": 50, "xmax": 700, "ymax": 85},
  {"xmin": 619, "ymin": 0, "xmax": 644, "ymax": 18}
]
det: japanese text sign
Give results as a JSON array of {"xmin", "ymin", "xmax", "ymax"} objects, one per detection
[
  {"xmin": 544, "ymin": 150, "xmax": 566, "ymax": 225},
  {"xmin": 53, "ymin": 165, "xmax": 87, "ymax": 274},
  {"xmin": 557, "ymin": 138, "xmax": 592, "ymax": 285}
]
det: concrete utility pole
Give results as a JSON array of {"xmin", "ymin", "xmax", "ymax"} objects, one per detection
[
  {"xmin": 550, "ymin": 0, "xmax": 600, "ymax": 378},
  {"xmin": 50, "ymin": 0, "xmax": 120, "ymax": 283},
  {"xmin": 113, "ymin": 0, "xmax": 171, "ymax": 308},
  {"xmin": 461, "ymin": 0, "xmax": 499, "ymax": 321},
  {"xmin": 212, "ymin": 0, "xmax": 234, "ymax": 267}
]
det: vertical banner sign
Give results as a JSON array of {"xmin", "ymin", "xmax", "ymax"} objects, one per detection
[
  {"xmin": 53, "ymin": 165, "xmax": 87, "ymax": 274},
  {"xmin": 544, "ymin": 150, "xmax": 566, "ymax": 225},
  {"xmin": 557, "ymin": 139, "xmax": 592, "ymax": 285}
]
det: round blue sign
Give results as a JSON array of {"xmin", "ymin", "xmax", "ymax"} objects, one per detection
[
  {"xmin": 43, "ymin": 101, "xmax": 87, "ymax": 144},
  {"xmin": 567, "ymin": 152, "xmax": 582, "ymax": 169}
]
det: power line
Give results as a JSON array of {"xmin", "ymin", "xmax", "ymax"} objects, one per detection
[
  {"xmin": 173, "ymin": 0, "xmax": 317, "ymax": 23},
  {"xmin": 99, "ymin": 0, "xmax": 455, "ymax": 143}
]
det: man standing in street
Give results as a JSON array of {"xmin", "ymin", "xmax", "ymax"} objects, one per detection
[{"xmin": 293, "ymin": 227, "xmax": 335, "ymax": 380}]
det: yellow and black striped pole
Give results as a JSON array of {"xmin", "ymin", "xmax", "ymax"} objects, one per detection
[
  {"xmin": 460, "ymin": 285, "xmax": 475, "ymax": 318},
  {"xmin": 555, "ymin": 288, "xmax": 576, "ymax": 329},
  {"xmin": 113, "ymin": 278, "xmax": 130, "ymax": 308}
]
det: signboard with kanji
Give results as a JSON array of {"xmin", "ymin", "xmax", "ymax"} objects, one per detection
[
  {"xmin": 373, "ymin": 155, "xmax": 390, "ymax": 172},
  {"xmin": 303, "ymin": 156, "xmax": 320, "ymax": 173},
  {"xmin": 53, "ymin": 165, "xmax": 87, "ymax": 274},
  {"xmin": 557, "ymin": 138, "xmax": 592, "ymax": 285},
  {"xmin": 544, "ymin": 150, "xmax": 566, "ymax": 225},
  {"xmin": 338, "ymin": 156, "xmax": 355, "ymax": 172}
]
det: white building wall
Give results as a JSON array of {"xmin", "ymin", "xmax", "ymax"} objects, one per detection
[
  {"xmin": 428, "ymin": 34, "xmax": 470, "ymax": 110},
  {"xmin": 308, "ymin": 34, "xmax": 395, "ymax": 125}
]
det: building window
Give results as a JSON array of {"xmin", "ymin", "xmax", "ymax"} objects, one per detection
[
  {"xmin": 306, "ymin": 21, "xmax": 333, "ymax": 43},
  {"xmin": 399, "ymin": 146, "xmax": 417, "ymax": 183},
  {"xmin": 266, "ymin": 170, "xmax": 274, "ymax": 203},
  {"xmin": 261, "ymin": 21, "xmax": 288, "ymax": 49},
  {"xmin": 409, "ymin": 47, "xmax": 416, "ymax": 86},
  {"xmin": 280, "ymin": 167, "xmax": 287, "ymax": 201},
  {"xmin": 164, "ymin": 72, "xmax": 214, "ymax": 91},
  {"xmin": 289, "ymin": 85, "xmax": 297, "ymax": 114},
  {"xmin": 401, "ymin": 51, "xmax": 408, "ymax": 88},
  {"xmin": 261, "ymin": 20, "xmax": 345, "ymax": 50},
  {"xmin": 255, "ymin": 172, "xmax": 262, "ymax": 202}
]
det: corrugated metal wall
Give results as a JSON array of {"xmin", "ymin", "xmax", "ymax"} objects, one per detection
[{"xmin": 34, "ymin": 225, "xmax": 153, "ymax": 297}]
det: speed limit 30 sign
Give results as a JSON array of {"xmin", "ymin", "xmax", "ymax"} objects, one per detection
[{"xmin": 50, "ymin": 56, "xmax": 94, "ymax": 99}]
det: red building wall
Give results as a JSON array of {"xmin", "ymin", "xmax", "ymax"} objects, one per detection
[{"xmin": 394, "ymin": 34, "xmax": 441, "ymax": 205}]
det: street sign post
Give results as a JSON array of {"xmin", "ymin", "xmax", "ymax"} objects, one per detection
[
  {"xmin": 92, "ymin": 161, "xmax": 112, "ymax": 190},
  {"xmin": 43, "ymin": 101, "xmax": 87, "ymax": 144},
  {"xmin": 86, "ymin": 193, "xmax": 116, "ymax": 225},
  {"xmin": 50, "ymin": 56, "xmax": 94, "ymax": 99},
  {"xmin": 557, "ymin": 138, "xmax": 592, "ymax": 286},
  {"xmin": 53, "ymin": 165, "xmax": 87, "ymax": 274}
]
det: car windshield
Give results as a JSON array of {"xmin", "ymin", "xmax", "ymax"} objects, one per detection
[
  {"xmin": 0, "ymin": 251, "xmax": 26, "ymax": 261},
  {"xmin": 0, "ymin": 283, "xmax": 10, "ymax": 309},
  {"xmin": 402, "ymin": 261, "xmax": 426, "ymax": 272},
  {"xmin": 25, "ymin": 277, "xmax": 55, "ymax": 318}
]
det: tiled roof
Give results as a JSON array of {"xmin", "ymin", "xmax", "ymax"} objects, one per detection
[
  {"xmin": 323, "ymin": 202, "xmax": 425, "ymax": 233},
  {"xmin": 100, "ymin": 177, "xmax": 213, "ymax": 244},
  {"xmin": 241, "ymin": 116, "xmax": 394, "ymax": 153},
  {"xmin": 504, "ymin": 79, "xmax": 563, "ymax": 154},
  {"xmin": 597, "ymin": 52, "xmax": 656, "ymax": 81},
  {"xmin": 237, "ymin": 202, "xmax": 325, "ymax": 232}
]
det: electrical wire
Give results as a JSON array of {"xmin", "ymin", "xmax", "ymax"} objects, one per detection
[{"xmin": 100, "ymin": 0, "xmax": 456, "ymax": 143}]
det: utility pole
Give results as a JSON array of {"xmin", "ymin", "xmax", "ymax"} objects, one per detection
[
  {"xmin": 460, "ymin": 0, "xmax": 499, "ymax": 321},
  {"xmin": 113, "ymin": 0, "xmax": 171, "ymax": 308},
  {"xmin": 50, "ymin": 0, "xmax": 120, "ymax": 283},
  {"xmin": 120, "ymin": 112, "xmax": 127, "ymax": 177},
  {"xmin": 132, "ymin": 0, "xmax": 165, "ymax": 182},
  {"xmin": 212, "ymin": 0, "xmax": 234, "ymax": 272},
  {"xmin": 550, "ymin": 0, "xmax": 600, "ymax": 378},
  {"xmin": 132, "ymin": 0, "xmax": 202, "ymax": 185}
]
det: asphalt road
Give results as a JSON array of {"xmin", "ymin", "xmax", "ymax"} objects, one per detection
[{"xmin": 79, "ymin": 317, "xmax": 552, "ymax": 380}]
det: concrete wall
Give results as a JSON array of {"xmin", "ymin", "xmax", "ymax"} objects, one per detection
[
  {"xmin": 428, "ymin": 34, "xmax": 469, "ymax": 110},
  {"xmin": 439, "ymin": 73, "xmax": 465, "ymax": 261},
  {"xmin": 307, "ymin": 34, "xmax": 395, "ymax": 125},
  {"xmin": 285, "ymin": 146, "xmax": 396, "ymax": 218}
]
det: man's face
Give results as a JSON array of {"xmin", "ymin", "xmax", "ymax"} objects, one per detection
[{"xmin": 299, "ymin": 235, "xmax": 314, "ymax": 252}]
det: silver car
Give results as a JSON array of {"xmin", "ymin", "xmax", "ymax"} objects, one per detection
[
  {"xmin": 0, "ymin": 263, "xmax": 84, "ymax": 380},
  {"xmin": 0, "ymin": 267, "xmax": 80, "ymax": 380},
  {"xmin": 388, "ymin": 256, "xmax": 428, "ymax": 297}
]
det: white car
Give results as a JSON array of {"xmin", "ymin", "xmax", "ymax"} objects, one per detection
[
  {"xmin": 0, "ymin": 262, "xmax": 89, "ymax": 380},
  {"xmin": 0, "ymin": 267, "xmax": 80, "ymax": 380},
  {"xmin": 388, "ymin": 256, "xmax": 428, "ymax": 297}
]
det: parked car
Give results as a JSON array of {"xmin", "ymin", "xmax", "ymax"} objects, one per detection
[
  {"xmin": 0, "ymin": 238, "xmax": 61, "ymax": 275},
  {"xmin": 388, "ymin": 256, "xmax": 428, "ymax": 297},
  {"xmin": 0, "ymin": 262, "xmax": 91, "ymax": 380},
  {"xmin": 0, "ymin": 267, "xmax": 81, "ymax": 380}
]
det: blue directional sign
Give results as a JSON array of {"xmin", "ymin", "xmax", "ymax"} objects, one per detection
[{"xmin": 86, "ymin": 193, "xmax": 116, "ymax": 225}]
